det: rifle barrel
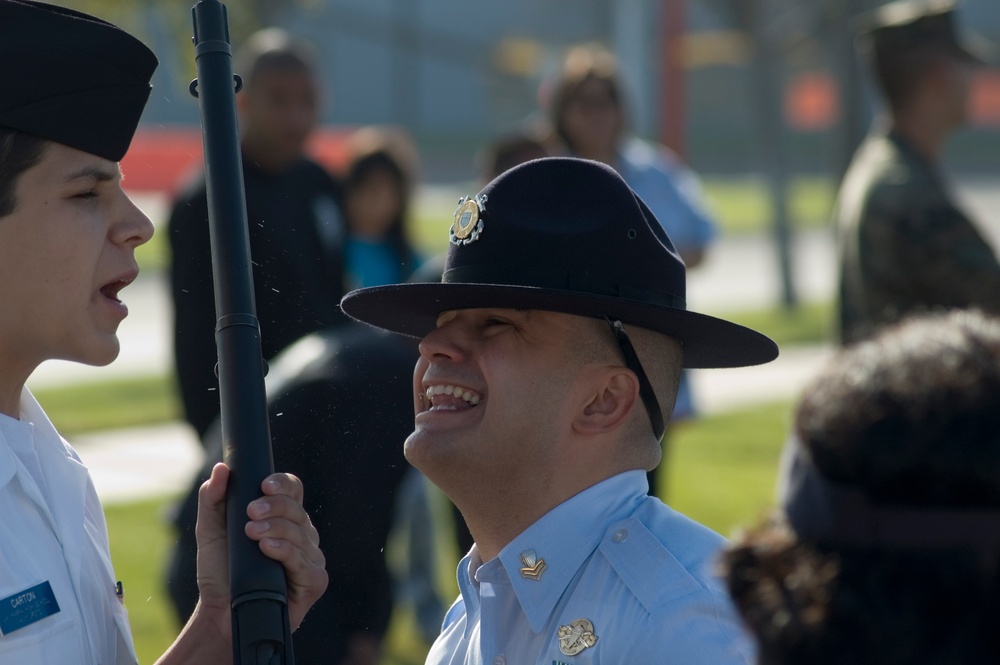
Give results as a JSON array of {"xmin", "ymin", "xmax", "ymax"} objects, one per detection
[{"xmin": 190, "ymin": 1, "xmax": 295, "ymax": 662}]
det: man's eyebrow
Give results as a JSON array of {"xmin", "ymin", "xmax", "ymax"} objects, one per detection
[{"xmin": 62, "ymin": 164, "xmax": 120, "ymax": 184}]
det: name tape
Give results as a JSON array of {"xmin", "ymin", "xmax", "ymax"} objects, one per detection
[{"xmin": 0, "ymin": 581, "xmax": 60, "ymax": 636}]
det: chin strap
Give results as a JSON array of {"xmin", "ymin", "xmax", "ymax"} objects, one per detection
[{"xmin": 606, "ymin": 317, "xmax": 665, "ymax": 441}]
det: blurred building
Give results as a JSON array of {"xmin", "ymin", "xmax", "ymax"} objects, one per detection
[{"xmin": 122, "ymin": 0, "xmax": 1000, "ymax": 181}]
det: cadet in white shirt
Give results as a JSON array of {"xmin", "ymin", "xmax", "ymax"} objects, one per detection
[
  {"xmin": 341, "ymin": 157, "xmax": 778, "ymax": 663},
  {"xmin": 0, "ymin": 2, "xmax": 327, "ymax": 663}
]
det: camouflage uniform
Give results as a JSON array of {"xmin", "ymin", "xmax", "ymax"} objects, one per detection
[{"xmin": 835, "ymin": 130, "xmax": 1000, "ymax": 344}]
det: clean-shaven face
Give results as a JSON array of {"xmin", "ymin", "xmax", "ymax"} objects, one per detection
[
  {"xmin": 0, "ymin": 142, "xmax": 153, "ymax": 373},
  {"xmin": 406, "ymin": 308, "xmax": 593, "ymax": 497}
]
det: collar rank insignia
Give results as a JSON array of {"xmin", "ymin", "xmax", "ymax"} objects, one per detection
[
  {"xmin": 450, "ymin": 194, "xmax": 486, "ymax": 246},
  {"xmin": 557, "ymin": 618, "xmax": 599, "ymax": 656},
  {"xmin": 519, "ymin": 549, "xmax": 547, "ymax": 581}
]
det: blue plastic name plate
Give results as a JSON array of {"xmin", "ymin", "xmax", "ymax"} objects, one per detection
[{"xmin": 0, "ymin": 581, "xmax": 60, "ymax": 636}]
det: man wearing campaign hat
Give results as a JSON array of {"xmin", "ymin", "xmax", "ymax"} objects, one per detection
[
  {"xmin": 0, "ymin": 2, "xmax": 326, "ymax": 663},
  {"xmin": 342, "ymin": 157, "xmax": 777, "ymax": 663},
  {"xmin": 834, "ymin": 0, "xmax": 1000, "ymax": 345}
]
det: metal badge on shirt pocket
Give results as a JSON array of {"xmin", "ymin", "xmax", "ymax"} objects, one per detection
[{"xmin": 557, "ymin": 617, "xmax": 599, "ymax": 656}]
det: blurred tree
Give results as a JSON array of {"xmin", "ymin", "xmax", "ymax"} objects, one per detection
[
  {"xmin": 699, "ymin": 0, "xmax": 817, "ymax": 308},
  {"xmin": 698, "ymin": 0, "xmax": 885, "ymax": 309}
]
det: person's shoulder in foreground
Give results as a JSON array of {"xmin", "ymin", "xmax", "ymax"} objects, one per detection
[{"xmin": 341, "ymin": 156, "xmax": 777, "ymax": 663}]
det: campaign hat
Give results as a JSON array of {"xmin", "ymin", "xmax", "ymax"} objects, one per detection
[
  {"xmin": 0, "ymin": 1, "xmax": 158, "ymax": 161},
  {"xmin": 857, "ymin": 0, "xmax": 987, "ymax": 64},
  {"xmin": 341, "ymin": 157, "xmax": 778, "ymax": 369}
]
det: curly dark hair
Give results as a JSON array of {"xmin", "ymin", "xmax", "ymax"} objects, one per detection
[{"xmin": 723, "ymin": 310, "xmax": 1000, "ymax": 665}]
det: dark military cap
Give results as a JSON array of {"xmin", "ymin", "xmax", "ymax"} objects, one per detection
[
  {"xmin": 857, "ymin": 0, "xmax": 985, "ymax": 63},
  {"xmin": 342, "ymin": 157, "xmax": 778, "ymax": 369},
  {"xmin": 0, "ymin": 1, "xmax": 158, "ymax": 162}
]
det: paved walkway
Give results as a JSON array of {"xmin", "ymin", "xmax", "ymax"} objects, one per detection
[
  {"xmin": 73, "ymin": 423, "xmax": 203, "ymax": 505},
  {"xmin": 38, "ymin": 178, "xmax": 1000, "ymax": 504}
]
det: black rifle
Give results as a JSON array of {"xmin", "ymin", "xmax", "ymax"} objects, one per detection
[{"xmin": 190, "ymin": 1, "xmax": 295, "ymax": 662}]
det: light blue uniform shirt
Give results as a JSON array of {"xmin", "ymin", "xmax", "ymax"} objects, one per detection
[{"xmin": 427, "ymin": 471, "xmax": 754, "ymax": 665}]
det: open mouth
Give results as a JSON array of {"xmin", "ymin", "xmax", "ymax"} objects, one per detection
[
  {"xmin": 99, "ymin": 276, "xmax": 134, "ymax": 303},
  {"xmin": 424, "ymin": 384, "xmax": 483, "ymax": 411}
]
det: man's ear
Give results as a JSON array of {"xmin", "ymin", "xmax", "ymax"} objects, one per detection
[{"xmin": 573, "ymin": 367, "xmax": 638, "ymax": 436}]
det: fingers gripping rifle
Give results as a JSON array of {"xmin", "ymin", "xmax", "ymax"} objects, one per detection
[{"xmin": 190, "ymin": 1, "xmax": 295, "ymax": 663}]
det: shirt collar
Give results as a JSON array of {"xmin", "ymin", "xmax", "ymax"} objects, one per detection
[
  {"xmin": 454, "ymin": 471, "xmax": 649, "ymax": 634},
  {"xmin": 0, "ymin": 411, "xmax": 28, "ymax": 492},
  {"xmin": 455, "ymin": 546, "xmax": 484, "ymax": 635}
]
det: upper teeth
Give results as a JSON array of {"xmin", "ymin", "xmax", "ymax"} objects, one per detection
[{"xmin": 426, "ymin": 384, "xmax": 481, "ymax": 405}]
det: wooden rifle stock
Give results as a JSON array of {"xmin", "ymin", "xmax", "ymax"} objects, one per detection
[{"xmin": 190, "ymin": 1, "xmax": 295, "ymax": 662}]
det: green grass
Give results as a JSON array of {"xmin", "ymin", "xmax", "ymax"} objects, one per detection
[
  {"xmin": 107, "ymin": 402, "xmax": 791, "ymax": 662},
  {"xmin": 33, "ymin": 374, "xmax": 179, "ymax": 436},
  {"xmin": 701, "ymin": 176, "xmax": 835, "ymax": 237},
  {"xmin": 722, "ymin": 300, "xmax": 834, "ymax": 347},
  {"xmin": 663, "ymin": 402, "xmax": 791, "ymax": 536},
  {"xmin": 105, "ymin": 498, "xmax": 184, "ymax": 664},
  {"xmin": 135, "ymin": 227, "xmax": 169, "ymax": 273}
]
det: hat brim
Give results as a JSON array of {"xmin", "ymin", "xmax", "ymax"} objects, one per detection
[{"xmin": 341, "ymin": 282, "xmax": 779, "ymax": 369}]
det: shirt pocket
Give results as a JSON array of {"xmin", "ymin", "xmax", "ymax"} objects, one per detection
[
  {"xmin": 0, "ymin": 613, "xmax": 80, "ymax": 660},
  {"xmin": 112, "ymin": 602, "xmax": 138, "ymax": 665}
]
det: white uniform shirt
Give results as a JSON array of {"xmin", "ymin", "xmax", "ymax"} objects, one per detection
[
  {"xmin": 427, "ymin": 471, "xmax": 754, "ymax": 665},
  {"xmin": 0, "ymin": 389, "xmax": 136, "ymax": 663}
]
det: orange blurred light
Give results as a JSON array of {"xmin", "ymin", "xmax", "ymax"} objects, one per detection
[
  {"xmin": 785, "ymin": 72, "xmax": 839, "ymax": 132},
  {"xmin": 970, "ymin": 71, "xmax": 1000, "ymax": 127}
]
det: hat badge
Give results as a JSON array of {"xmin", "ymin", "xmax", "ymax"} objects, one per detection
[{"xmin": 450, "ymin": 194, "xmax": 487, "ymax": 246}]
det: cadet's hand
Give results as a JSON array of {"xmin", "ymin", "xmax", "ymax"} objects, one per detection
[
  {"xmin": 195, "ymin": 463, "xmax": 328, "ymax": 639},
  {"xmin": 155, "ymin": 464, "xmax": 327, "ymax": 664}
]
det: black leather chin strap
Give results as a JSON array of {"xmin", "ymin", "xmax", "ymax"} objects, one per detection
[{"xmin": 606, "ymin": 317, "xmax": 665, "ymax": 441}]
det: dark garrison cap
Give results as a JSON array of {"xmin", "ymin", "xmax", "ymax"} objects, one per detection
[
  {"xmin": 857, "ymin": 0, "xmax": 986, "ymax": 64},
  {"xmin": 0, "ymin": 1, "xmax": 158, "ymax": 162},
  {"xmin": 341, "ymin": 157, "xmax": 778, "ymax": 369}
]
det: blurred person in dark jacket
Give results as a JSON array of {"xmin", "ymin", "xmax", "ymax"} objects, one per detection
[
  {"xmin": 835, "ymin": 0, "xmax": 1000, "ymax": 344},
  {"xmin": 168, "ymin": 27, "xmax": 348, "ymax": 442}
]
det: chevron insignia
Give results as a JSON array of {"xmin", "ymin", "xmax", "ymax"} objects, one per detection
[{"xmin": 519, "ymin": 549, "xmax": 547, "ymax": 581}]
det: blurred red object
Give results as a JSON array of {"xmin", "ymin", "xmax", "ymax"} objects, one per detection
[{"xmin": 120, "ymin": 125, "xmax": 353, "ymax": 193}]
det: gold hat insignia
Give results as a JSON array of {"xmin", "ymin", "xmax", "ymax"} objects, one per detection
[{"xmin": 450, "ymin": 194, "xmax": 487, "ymax": 246}]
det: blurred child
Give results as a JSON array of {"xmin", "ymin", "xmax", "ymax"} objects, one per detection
[{"xmin": 342, "ymin": 128, "xmax": 422, "ymax": 289}]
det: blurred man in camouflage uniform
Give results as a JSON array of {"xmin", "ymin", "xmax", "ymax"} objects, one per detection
[{"xmin": 835, "ymin": 0, "xmax": 1000, "ymax": 345}]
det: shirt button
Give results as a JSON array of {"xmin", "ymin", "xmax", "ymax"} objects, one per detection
[
  {"xmin": 494, "ymin": 655, "xmax": 506, "ymax": 665},
  {"xmin": 612, "ymin": 528, "xmax": 629, "ymax": 543}
]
